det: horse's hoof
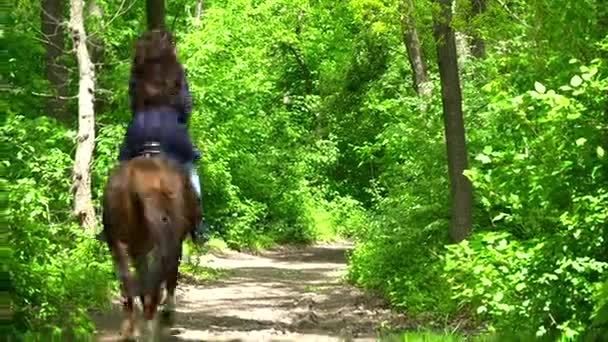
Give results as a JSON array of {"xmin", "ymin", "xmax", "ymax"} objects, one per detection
[
  {"xmin": 119, "ymin": 331, "xmax": 139, "ymax": 342},
  {"xmin": 145, "ymin": 318, "xmax": 163, "ymax": 342},
  {"xmin": 120, "ymin": 319, "xmax": 138, "ymax": 341}
]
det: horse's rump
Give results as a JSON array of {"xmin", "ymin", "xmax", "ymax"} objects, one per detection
[
  {"xmin": 102, "ymin": 155, "xmax": 197, "ymax": 296},
  {"xmin": 103, "ymin": 156, "xmax": 196, "ymax": 239}
]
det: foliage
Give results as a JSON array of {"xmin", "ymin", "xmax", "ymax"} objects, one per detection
[
  {"xmin": 172, "ymin": 0, "xmax": 360, "ymax": 248},
  {"xmin": 444, "ymin": 60, "xmax": 608, "ymax": 338},
  {"xmin": 6, "ymin": 0, "xmax": 608, "ymax": 337},
  {"xmin": 2, "ymin": 115, "xmax": 115, "ymax": 338},
  {"xmin": 345, "ymin": 78, "xmax": 455, "ymax": 313}
]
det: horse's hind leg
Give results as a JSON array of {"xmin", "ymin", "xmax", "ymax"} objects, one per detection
[
  {"xmin": 133, "ymin": 254, "xmax": 149, "ymax": 298},
  {"xmin": 161, "ymin": 242, "xmax": 182, "ymax": 325},
  {"xmin": 110, "ymin": 244, "xmax": 138, "ymax": 340},
  {"xmin": 120, "ymin": 297, "xmax": 137, "ymax": 341}
]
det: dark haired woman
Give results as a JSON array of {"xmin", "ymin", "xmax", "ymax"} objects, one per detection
[{"xmin": 116, "ymin": 29, "xmax": 205, "ymax": 241}]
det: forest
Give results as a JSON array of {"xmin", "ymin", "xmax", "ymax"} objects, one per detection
[{"xmin": 3, "ymin": 0, "xmax": 608, "ymax": 340}]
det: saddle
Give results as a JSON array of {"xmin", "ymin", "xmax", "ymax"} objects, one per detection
[
  {"xmin": 131, "ymin": 141, "xmax": 201, "ymax": 162},
  {"xmin": 136, "ymin": 141, "xmax": 163, "ymax": 158}
]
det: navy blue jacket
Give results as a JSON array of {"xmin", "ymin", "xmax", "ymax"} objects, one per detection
[{"xmin": 118, "ymin": 67, "xmax": 198, "ymax": 164}]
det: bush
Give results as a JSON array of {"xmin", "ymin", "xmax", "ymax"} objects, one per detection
[
  {"xmin": 3, "ymin": 115, "xmax": 115, "ymax": 337},
  {"xmin": 444, "ymin": 60, "xmax": 608, "ymax": 339}
]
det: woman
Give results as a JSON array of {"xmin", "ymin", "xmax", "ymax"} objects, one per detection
[{"xmin": 117, "ymin": 29, "xmax": 205, "ymax": 241}]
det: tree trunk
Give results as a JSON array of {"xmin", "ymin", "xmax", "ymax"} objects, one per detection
[
  {"xmin": 41, "ymin": 0, "xmax": 70, "ymax": 123},
  {"xmin": 69, "ymin": 0, "xmax": 98, "ymax": 232},
  {"xmin": 432, "ymin": 0, "xmax": 473, "ymax": 243},
  {"xmin": 146, "ymin": 0, "xmax": 165, "ymax": 30},
  {"xmin": 400, "ymin": 0, "xmax": 431, "ymax": 98},
  {"xmin": 470, "ymin": 0, "xmax": 486, "ymax": 58},
  {"xmin": 195, "ymin": 0, "xmax": 203, "ymax": 21},
  {"xmin": 87, "ymin": 0, "xmax": 104, "ymax": 64},
  {"xmin": 285, "ymin": 43, "xmax": 313, "ymax": 95}
]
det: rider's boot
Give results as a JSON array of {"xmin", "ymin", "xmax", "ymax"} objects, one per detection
[
  {"xmin": 191, "ymin": 194, "xmax": 209, "ymax": 244},
  {"xmin": 187, "ymin": 161, "xmax": 209, "ymax": 244}
]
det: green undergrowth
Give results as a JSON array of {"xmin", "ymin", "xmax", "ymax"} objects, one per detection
[
  {"xmin": 347, "ymin": 52, "xmax": 608, "ymax": 339},
  {"xmin": 7, "ymin": 0, "xmax": 608, "ymax": 338},
  {"xmin": 179, "ymin": 238, "xmax": 232, "ymax": 282},
  {"xmin": 380, "ymin": 331, "xmax": 597, "ymax": 342},
  {"xmin": 178, "ymin": 263, "xmax": 230, "ymax": 282}
]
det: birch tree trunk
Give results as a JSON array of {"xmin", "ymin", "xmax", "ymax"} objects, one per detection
[
  {"xmin": 432, "ymin": 0, "xmax": 473, "ymax": 243},
  {"xmin": 195, "ymin": 0, "xmax": 203, "ymax": 21},
  {"xmin": 400, "ymin": 0, "xmax": 431, "ymax": 98},
  {"xmin": 69, "ymin": 0, "xmax": 98, "ymax": 231}
]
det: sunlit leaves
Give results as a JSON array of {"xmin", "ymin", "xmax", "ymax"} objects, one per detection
[
  {"xmin": 570, "ymin": 75, "xmax": 583, "ymax": 87},
  {"xmin": 475, "ymin": 153, "xmax": 491, "ymax": 164},
  {"xmin": 534, "ymin": 81, "xmax": 546, "ymax": 94}
]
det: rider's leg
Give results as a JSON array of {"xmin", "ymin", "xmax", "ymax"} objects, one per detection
[
  {"xmin": 185, "ymin": 162, "xmax": 202, "ymax": 198},
  {"xmin": 183, "ymin": 161, "xmax": 206, "ymax": 241}
]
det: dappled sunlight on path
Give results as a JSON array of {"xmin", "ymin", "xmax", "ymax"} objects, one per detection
[{"xmin": 93, "ymin": 242, "xmax": 411, "ymax": 341}]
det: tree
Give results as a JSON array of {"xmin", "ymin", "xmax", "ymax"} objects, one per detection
[
  {"xmin": 146, "ymin": 0, "xmax": 165, "ymax": 30},
  {"xmin": 69, "ymin": 0, "xmax": 98, "ymax": 231},
  {"xmin": 432, "ymin": 0, "xmax": 473, "ymax": 243},
  {"xmin": 195, "ymin": 0, "xmax": 203, "ymax": 21},
  {"xmin": 400, "ymin": 0, "xmax": 431, "ymax": 98},
  {"xmin": 41, "ymin": 0, "xmax": 69, "ymax": 123},
  {"xmin": 469, "ymin": 0, "xmax": 486, "ymax": 58}
]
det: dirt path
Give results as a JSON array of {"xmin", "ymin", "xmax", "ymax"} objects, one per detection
[{"xmin": 93, "ymin": 242, "xmax": 411, "ymax": 341}]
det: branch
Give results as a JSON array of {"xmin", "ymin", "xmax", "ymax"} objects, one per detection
[
  {"xmin": 283, "ymin": 43, "xmax": 313, "ymax": 95},
  {"xmin": 88, "ymin": 0, "xmax": 137, "ymax": 39},
  {"xmin": 31, "ymin": 91, "xmax": 78, "ymax": 100},
  {"xmin": 95, "ymin": 88, "xmax": 115, "ymax": 95},
  {"xmin": 40, "ymin": 6, "xmax": 64, "ymax": 26},
  {"xmin": 495, "ymin": 0, "xmax": 531, "ymax": 28},
  {"xmin": 32, "ymin": 34, "xmax": 66, "ymax": 52},
  {"xmin": 171, "ymin": 4, "xmax": 185, "ymax": 32}
]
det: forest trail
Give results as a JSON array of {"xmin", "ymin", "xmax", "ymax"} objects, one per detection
[{"xmin": 93, "ymin": 242, "xmax": 412, "ymax": 341}]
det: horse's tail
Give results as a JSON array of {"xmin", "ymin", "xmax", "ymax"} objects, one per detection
[{"xmin": 129, "ymin": 162, "xmax": 180, "ymax": 297}]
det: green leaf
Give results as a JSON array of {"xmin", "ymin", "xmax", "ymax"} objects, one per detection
[
  {"xmin": 534, "ymin": 82, "xmax": 546, "ymax": 94},
  {"xmin": 598, "ymin": 146, "xmax": 605, "ymax": 158},
  {"xmin": 477, "ymin": 305, "xmax": 488, "ymax": 314},
  {"xmin": 476, "ymin": 153, "xmax": 491, "ymax": 164},
  {"xmin": 567, "ymin": 112, "xmax": 582, "ymax": 120},
  {"xmin": 576, "ymin": 138, "xmax": 587, "ymax": 146},
  {"xmin": 514, "ymin": 153, "xmax": 526, "ymax": 160},
  {"xmin": 570, "ymin": 75, "xmax": 583, "ymax": 87},
  {"xmin": 588, "ymin": 66, "xmax": 599, "ymax": 77},
  {"xmin": 492, "ymin": 212, "xmax": 508, "ymax": 222},
  {"xmin": 481, "ymin": 197, "xmax": 491, "ymax": 207}
]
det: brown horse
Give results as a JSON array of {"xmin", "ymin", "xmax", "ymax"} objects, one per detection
[{"xmin": 102, "ymin": 143, "xmax": 199, "ymax": 340}]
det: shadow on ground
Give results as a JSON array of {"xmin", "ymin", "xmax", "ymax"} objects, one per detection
[{"xmin": 93, "ymin": 243, "xmax": 413, "ymax": 341}]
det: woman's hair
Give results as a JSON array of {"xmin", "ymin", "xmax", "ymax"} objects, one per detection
[{"xmin": 131, "ymin": 29, "xmax": 184, "ymax": 111}]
